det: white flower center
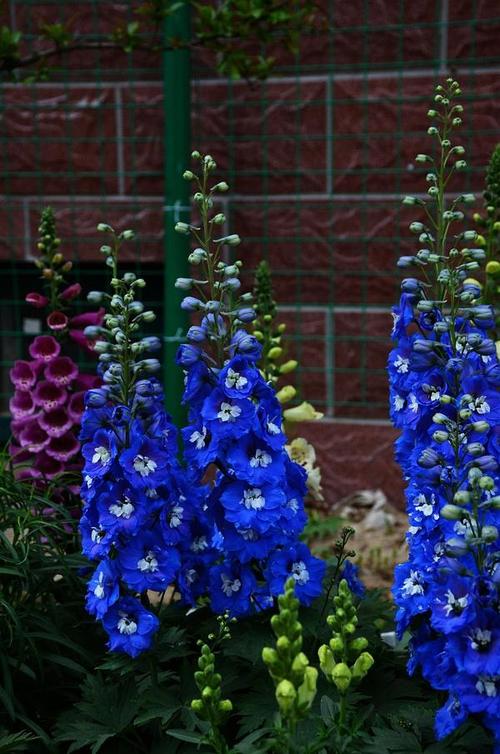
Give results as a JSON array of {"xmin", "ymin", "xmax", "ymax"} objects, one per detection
[
  {"xmin": 394, "ymin": 355, "xmax": 409, "ymax": 374},
  {"xmin": 93, "ymin": 572, "xmax": 105, "ymax": 599},
  {"xmin": 217, "ymin": 402, "xmax": 242, "ymax": 422},
  {"xmin": 287, "ymin": 498, "xmax": 299, "ymax": 513},
  {"xmin": 267, "ymin": 419, "xmax": 280, "ymax": 435},
  {"xmin": 221, "ymin": 574, "xmax": 241, "ymax": 596},
  {"xmin": 190, "ymin": 426, "xmax": 207, "ymax": 449},
  {"xmin": 137, "ymin": 550, "xmax": 159, "ymax": 573},
  {"xmin": 242, "ymin": 487, "xmax": 265, "ymax": 510},
  {"xmin": 91, "ymin": 527, "xmax": 105, "ymax": 543},
  {"xmin": 185, "ymin": 568, "xmax": 197, "ymax": 585},
  {"xmin": 468, "ymin": 395, "xmax": 490, "ymax": 415},
  {"xmin": 225, "ymin": 368, "xmax": 248, "ymax": 390},
  {"xmin": 391, "ymin": 311, "xmax": 400, "ymax": 334},
  {"xmin": 402, "ymin": 570, "xmax": 424, "ymax": 596},
  {"xmin": 470, "ymin": 628, "xmax": 492, "ymax": 651},
  {"xmin": 133, "ymin": 455, "xmax": 157, "ymax": 476},
  {"xmin": 109, "ymin": 497, "xmax": 134, "ymax": 519},
  {"xmin": 393, "ymin": 395, "xmax": 405, "ymax": 411},
  {"xmin": 85, "ymin": 474, "xmax": 93, "ymax": 488},
  {"xmin": 191, "ymin": 536, "xmax": 208, "ymax": 552},
  {"xmin": 250, "ymin": 448, "xmax": 272, "ymax": 468},
  {"xmin": 291, "ymin": 560, "xmax": 310, "ymax": 585},
  {"xmin": 408, "ymin": 393, "xmax": 418, "ymax": 413},
  {"xmin": 476, "ymin": 676, "xmax": 498, "ymax": 698},
  {"xmin": 117, "ymin": 613, "xmax": 138, "ymax": 635},
  {"xmin": 168, "ymin": 505, "xmax": 184, "ymax": 528},
  {"xmin": 414, "ymin": 494, "xmax": 434, "ymax": 517},
  {"xmin": 92, "ymin": 445, "xmax": 110, "ymax": 465},
  {"xmin": 241, "ymin": 528, "xmax": 258, "ymax": 541},
  {"xmin": 430, "ymin": 388, "xmax": 441, "ymax": 401},
  {"xmin": 443, "ymin": 589, "xmax": 468, "ymax": 617}
]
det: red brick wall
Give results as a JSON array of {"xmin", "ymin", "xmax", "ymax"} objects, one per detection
[{"xmin": 1, "ymin": 1, "xmax": 499, "ymax": 508}]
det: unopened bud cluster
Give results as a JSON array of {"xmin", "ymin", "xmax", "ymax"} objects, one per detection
[
  {"xmin": 191, "ymin": 616, "xmax": 233, "ymax": 728},
  {"xmin": 318, "ymin": 579, "xmax": 373, "ymax": 694},
  {"xmin": 262, "ymin": 578, "xmax": 317, "ymax": 720}
]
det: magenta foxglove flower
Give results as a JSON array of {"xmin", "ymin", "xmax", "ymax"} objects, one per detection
[
  {"xmin": 45, "ymin": 356, "xmax": 79, "ymax": 387},
  {"xmin": 9, "ymin": 391, "xmax": 36, "ymax": 419},
  {"xmin": 29, "ymin": 335, "xmax": 61, "ymax": 362},
  {"xmin": 47, "ymin": 311, "xmax": 69, "ymax": 332},
  {"xmin": 9, "ymin": 360, "xmax": 37, "ymax": 390},
  {"xmin": 46, "ymin": 431, "xmax": 80, "ymax": 462},
  {"xmin": 34, "ymin": 381, "xmax": 67, "ymax": 411},
  {"xmin": 68, "ymin": 391, "xmax": 85, "ymax": 423},
  {"xmin": 25, "ymin": 292, "xmax": 49, "ymax": 308},
  {"xmin": 69, "ymin": 308, "xmax": 105, "ymax": 352},
  {"xmin": 37, "ymin": 451, "xmax": 64, "ymax": 479},
  {"xmin": 38, "ymin": 407, "xmax": 74, "ymax": 438},
  {"xmin": 60, "ymin": 283, "xmax": 82, "ymax": 301},
  {"xmin": 19, "ymin": 420, "xmax": 50, "ymax": 452}
]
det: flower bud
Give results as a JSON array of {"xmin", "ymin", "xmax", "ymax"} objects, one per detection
[
  {"xmin": 175, "ymin": 222, "xmax": 190, "ymax": 234},
  {"xmin": 283, "ymin": 401, "xmax": 323, "ymax": 422},
  {"xmin": 275, "ymin": 679, "xmax": 296, "ymax": 715},
  {"xmin": 481, "ymin": 525, "xmax": 499, "ymax": 543},
  {"xmin": 441, "ymin": 504, "xmax": 466, "ymax": 520},
  {"xmin": 351, "ymin": 652, "xmax": 374, "ymax": 681},
  {"xmin": 175, "ymin": 277, "xmax": 193, "ymax": 290},
  {"xmin": 97, "ymin": 222, "xmax": 113, "ymax": 233},
  {"xmin": 331, "ymin": 663, "xmax": 351, "ymax": 693},
  {"xmin": 279, "ymin": 360, "xmax": 298, "ymax": 375},
  {"xmin": 276, "ymin": 385, "xmax": 297, "ymax": 404},
  {"xmin": 297, "ymin": 666, "xmax": 317, "ymax": 710}
]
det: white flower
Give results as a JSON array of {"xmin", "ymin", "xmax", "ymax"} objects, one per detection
[
  {"xmin": 221, "ymin": 574, "xmax": 241, "ymax": 596},
  {"xmin": 225, "ymin": 368, "xmax": 248, "ymax": 391},
  {"xmin": 476, "ymin": 676, "xmax": 498, "ymax": 698},
  {"xmin": 291, "ymin": 560, "xmax": 310, "ymax": 585},
  {"xmin": 133, "ymin": 455, "xmax": 157, "ymax": 477},
  {"xmin": 286, "ymin": 437, "xmax": 324, "ymax": 501},
  {"xmin": 414, "ymin": 493, "xmax": 434, "ymax": 517},
  {"xmin": 241, "ymin": 487, "xmax": 265, "ymax": 510},
  {"xmin": 217, "ymin": 402, "xmax": 242, "ymax": 422},
  {"xmin": 190, "ymin": 536, "xmax": 208, "ymax": 553},
  {"xmin": 92, "ymin": 445, "xmax": 110, "ymax": 465},
  {"xmin": 470, "ymin": 628, "xmax": 492, "ymax": 651}
]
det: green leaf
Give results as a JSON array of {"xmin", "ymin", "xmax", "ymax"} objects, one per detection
[{"xmin": 166, "ymin": 729, "xmax": 205, "ymax": 744}]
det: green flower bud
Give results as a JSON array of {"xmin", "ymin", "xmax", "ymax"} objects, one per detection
[
  {"xmin": 441, "ymin": 504, "xmax": 466, "ymax": 521},
  {"xmin": 175, "ymin": 222, "xmax": 190, "ymax": 234},
  {"xmin": 331, "ymin": 663, "xmax": 351, "ymax": 693},
  {"xmin": 297, "ymin": 666, "xmax": 317, "ymax": 711},
  {"xmin": 318, "ymin": 645, "xmax": 335, "ymax": 677},
  {"xmin": 191, "ymin": 698, "xmax": 204, "ymax": 713},
  {"xmin": 268, "ymin": 346, "xmax": 283, "ymax": 360},
  {"xmin": 262, "ymin": 647, "xmax": 279, "ymax": 666},
  {"xmin": 275, "ymin": 679, "xmax": 296, "ymax": 715},
  {"xmin": 183, "ymin": 170, "xmax": 194, "ymax": 180},
  {"xmin": 479, "ymin": 476, "xmax": 495, "ymax": 490},
  {"xmin": 351, "ymin": 652, "xmax": 374, "ymax": 681},
  {"xmin": 291, "ymin": 652, "xmax": 309, "ymax": 675},
  {"xmin": 279, "ymin": 359, "xmax": 298, "ymax": 374},
  {"xmin": 97, "ymin": 222, "xmax": 113, "ymax": 233},
  {"xmin": 218, "ymin": 699, "xmax": 233, "ymax": 714},
  {"xmin": 348, "ymin": 636, "xmax": 368, "ymax": 653},
  {"xmin": 276, "ymin": 635, "xmax": 290, "ymax": 652},
  {"xmin": 453, "ymin": 490, "xmax": 471, "ymax": 505},
  {"xmin": 329, "ymin": 636, "xmax": 344, "ymax": 654},
  {"xmin": 481, "ymin": 525, "xmax": 498, "ymax": 543}
]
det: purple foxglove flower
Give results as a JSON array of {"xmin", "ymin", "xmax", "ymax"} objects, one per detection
[
  {"xmin": 69, "ymin": 308, "xmax": 105, "ymax": 353},
  {"xmin": 38, "ymin": 408, "xmax": 74, "ymax": 438},
  {"xmin": 46, "ymin": 311, "xmax": 69, "ymax": 332},
  {"xmin": 60, "ymin": 282, "xmax": 82, "ymax": 301},
  {"xmin": 25, "ymin": 292, "xmax": 49, "ymax": 308},
  {"xmin": 37, "ymin": 450, "xmax": 64, "ymax": 479},
  {"xmin": 68, "ymin": 391, "xmax": 85, "ymax": 423},
  {"xmin": 28, "ymin": 335, "xmax": 61, "ymax": 363},
  {"xmin": 33, "ymin": 381, "xmax": 67, "ymax": 411},
  {"xmin": 19, "ymin": 420, "xmax": 50, "ymax": 452},
  {"xmin": 45, "ymin": 431, "xmax": 80, "ymax": 462},
  {"xmin": 9, "ymin": 360, "xmax": 37, "ymax": 391},
  {"xmin": 9, "ymin": 390, "xmax": 36, "ymax": 419},
  {"xmin": 44, "ymin": 356, "xmax": 79, "ymax": 387}
]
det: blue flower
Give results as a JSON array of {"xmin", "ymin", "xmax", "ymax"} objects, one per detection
[
  {"xmin": 219, "ymin": 479, "xmax": 285, "ymax": 534},
  {"xmin": 119, "ymin": 534, "xmax": 180, "ymax": 592},
  {"xmin": 201, "ymin": 389, "xmax": 256, "ymax": 440},
  {"xmin": 86, "ymin": 560, "xmax": 120, "ymax": 618},
  {"xmin": 120, "ymin": 435, "xmax": 169, "ymax": 489},
  {"xmin": 209, "ymin": 561, "xmax": 257, "ymax": 616},
  {"xmin": 219, "ymin": 356, "xmax": 258, "ymax": 399},
  {"xmin": 102, "ymin": 597, "xmax": 159, "ymax": 657},
  {"xmin": 266, "ymin": 544, "xmax": 325, "ymax": 605},
  {"xmin": 82, "ymin": 428, "xmax": 116, "ymax": 477}
]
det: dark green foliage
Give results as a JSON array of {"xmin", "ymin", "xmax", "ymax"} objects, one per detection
[{"xmin": 0, "ymin": 1, "xmax": 318, "ymax": 82}]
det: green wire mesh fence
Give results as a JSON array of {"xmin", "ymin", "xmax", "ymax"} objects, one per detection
[{"xmin": 0, "ymin": 0, "xmax": 499, "ymax": 447}]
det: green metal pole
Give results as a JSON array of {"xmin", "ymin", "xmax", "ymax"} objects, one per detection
[{"xmin": 162, "ymin": 4, "xmax": 191, "ymax": 424}]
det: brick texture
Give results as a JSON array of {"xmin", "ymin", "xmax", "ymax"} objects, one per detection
[{"xmin": 1, "ymin": 2, "xmax": 499, "ymax": 506}]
